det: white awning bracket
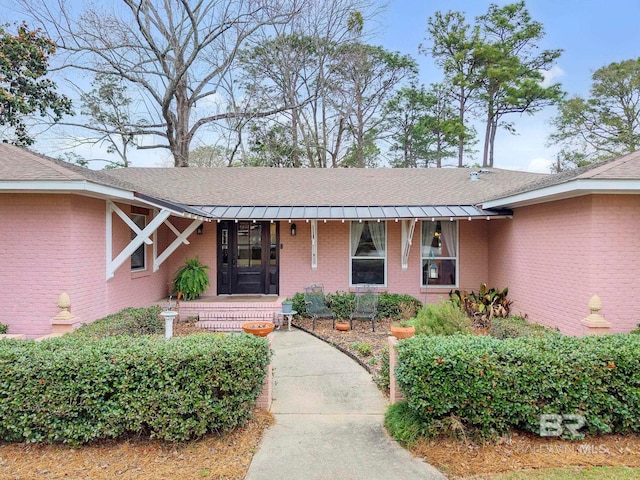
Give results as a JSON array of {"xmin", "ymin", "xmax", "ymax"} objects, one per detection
[
  {"xmin": 106, "ymin": 201, "xmax": 170, "ymax": 280},
  {"xmin": 311, "ymin": 220, "xmax": 318, "ymax": 270},
  {"xmin": 401, "ymin": 219, "xmax": 416, "ymax": 270},
  {"xmin": 153, "ymin": 219, "xmax": 202, "ymax": 272}
]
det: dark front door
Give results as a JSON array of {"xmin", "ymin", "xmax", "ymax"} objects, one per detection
[{"xmin": 217, "ymin": 221, "xmax": 279, "ymax": 295}]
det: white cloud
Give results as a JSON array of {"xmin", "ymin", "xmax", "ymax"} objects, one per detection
[
  {"xmin": 527, "ymin": 157, "xmax": 554, "ymax": 173},
  {"xmin": 540, "ymin": 65, "xmax": 565, "ymax": 87}
]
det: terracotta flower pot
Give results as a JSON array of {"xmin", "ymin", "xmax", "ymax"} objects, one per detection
[
  {"xmin": 242, "ymin": 321, "xmax": 275, "ymax": 337},
  {"xmin": 390, "ymin": 324, "xmax": 415, "ymax": 339},
  {"xmin": 335, "ymin": 322, "xmax": 350, "ymax": 332}
]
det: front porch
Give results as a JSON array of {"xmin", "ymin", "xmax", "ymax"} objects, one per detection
[{"xmin": 163, "ymin": 295, "xmax": 288, "ymax": 332}]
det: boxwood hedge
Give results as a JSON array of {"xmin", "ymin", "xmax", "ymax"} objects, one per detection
[
  {"xmin": 395, "ymin": 334, "xmax": 640, "ymax": 439},
  {"xmin": 291, "ymin": 291, "xmax": 422, "ymax": 319},
  {"xmin": 0, "ymin": 333, "xmax": 270, "ymax": 445}
]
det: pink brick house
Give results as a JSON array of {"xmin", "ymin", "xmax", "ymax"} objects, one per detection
[{"xmin": 1, "ymin": 144, "xmax": 638, "ymax": 336}]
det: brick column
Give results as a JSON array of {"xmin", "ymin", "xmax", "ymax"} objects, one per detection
[
  {"xmin": 255, "ymin": 333, "xmax": 273, "ymax": 410},
  {"xmin": 388, "ymin": 336, "xmax": 405, "ymax": 405}
]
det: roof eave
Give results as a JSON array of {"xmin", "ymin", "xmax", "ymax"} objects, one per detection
[
  {"xmin": 482, "ymin": 179, "xmax": 640, "ymax": 209},
  {"xmin": 196, "ymin": 204, "xmax": 512, "ymax": 221},
  {"xmin": 0, "ymin": 179, "xmax": 136, "ymax": 201}
]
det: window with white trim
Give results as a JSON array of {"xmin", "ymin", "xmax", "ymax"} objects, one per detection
[
  {"xmin": 421, "ymin": 220, "xmax": 458, "ymax": 286},
  {"xmin": 350, "ymin": 221, "xmax": 386, "ymax": 285},
  {"xmin": 131, "ymin": 213, "xmax": 146, "ymax": 271}
]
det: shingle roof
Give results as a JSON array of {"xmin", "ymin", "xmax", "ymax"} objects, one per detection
[
  {"xmin": 489, "ymin": 150, "xmax": 640, "ymax": 202},
  {"xmin": 0, "ymin": 143, "xmax": 138, "ymax": 191},
  {"xmin": 103, "ymin": 166, "xmax": 544, "ymax": 206},
  {"xmin": 0, "ymin": 143, "xmax": 549, "ymax": 218}
]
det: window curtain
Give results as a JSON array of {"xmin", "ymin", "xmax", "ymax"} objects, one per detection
[
  {"xmin": 368, "ymin": 221, "xmax": 386, "ymax": 257},
  {"xmin": 351, "ymin": 222, "xmax": 365, "ymax": 256},
  {"xmin": 422, "ymin": 221, "xmax": 436, "ymax": 256},
  {"xmin": 441, "ymin": 221, "xmax": 457, "ymax": 258}
]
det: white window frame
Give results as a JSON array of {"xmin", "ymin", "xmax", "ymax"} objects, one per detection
[
  {"xmin": 349, "ymin": 220, "xmax": 387, "ymax": 287},
  {"xmin": 131, "ymin": 213, "xmax": 147, "ymax": 271},
  {"xmin": 421, "ymin": 220, "xmax": 459, "ymax": 288}
]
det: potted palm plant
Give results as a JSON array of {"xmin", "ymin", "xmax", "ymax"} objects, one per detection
[{"xmin": 173, "ymin": 257, "xmax": 210, "ymax": 300}]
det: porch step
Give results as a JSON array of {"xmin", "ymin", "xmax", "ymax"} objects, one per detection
[
  {"xmin": 178, "ymin": 297, "xmax": 285, "ymax": 332},
  {"xmin": 197, "ymin": 311, "xmax": 276, "ymax": 332}
]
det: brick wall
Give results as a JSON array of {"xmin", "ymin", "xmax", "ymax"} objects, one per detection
[
  {"xmin": 0, "ymin": 193, "xmax": 199, "ymax": 337},
  {"xmin": 488, "ymin": 194, "xmax": 640, "ymax": 335},
  {"xmin": 279, "ymin": 219, "xmax": 490, "ymax": 301}
]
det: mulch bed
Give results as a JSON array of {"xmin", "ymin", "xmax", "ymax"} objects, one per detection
[
  {"xmin": 292, "ymin": 316, "xmax": 395, "ymax": 380},
  {"xmin": 413, "ymin": 432, "xmax": 640, "ymax": 478},
  {"xmin": 0, "ymin": 410, "xmax": 274, "ymax": 480}
]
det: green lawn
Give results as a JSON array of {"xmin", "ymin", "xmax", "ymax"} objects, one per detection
[{"xmin": 487, "ymin": 466, "xmax": 640, "ymax": 479}]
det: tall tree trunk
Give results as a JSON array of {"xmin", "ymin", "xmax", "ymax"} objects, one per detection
[
  {"xmin": 488, "ymin": 116, "xmax": 498, "ymax": 167},
  {"xmin": 458, "ymin": 85, "xmax": 465, "ymax": 168},
  {"xmin": 482, "ymin": 111, "xmax": 492, "ymax": 168}
]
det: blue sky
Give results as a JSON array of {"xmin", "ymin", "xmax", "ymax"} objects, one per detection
[
  {"xmin": 375, "ymin": 0, "xmax": 640, "ymax": 171},
  {"xmin": 4, "ymin": 1, "xmax": 640, "ymax": 171}
]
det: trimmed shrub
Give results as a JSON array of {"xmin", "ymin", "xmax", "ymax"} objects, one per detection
[
  {"xmin": 71, "ymin": 306, "xmax": 164, "ymax": 338},
  {"xmin": 394, "ymin": 334, "xmax": 640, "ymax": 440},
  {"xmin": 0, "ymin": 322, "xmax": 8, "ymax": 334},
  {"xmin": 412, "ymin": 301, "xmax": 471, "ymax": 336},
  {"xmin": 0, "ymin": 333, "xmax": 270, "ymax": 445},
  {"xmin": 384, "ymin": 401, "xmax": 431, "ymax": 446},
  {"xmin": 378, "ymin": 293, "xmax": 422, "ymax": 319},
  {"xmin": 375, "ymin": 345, "xmax": 390, "ymax": 392},
  {"xmin": 489, "ymin": 316, "xmax": 559, "ymax": 339},
  {"xmin": 291, "ymin": 290, "xmax": 422, "ymax": 320}
]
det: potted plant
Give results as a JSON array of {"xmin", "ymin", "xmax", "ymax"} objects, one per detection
[
  {"xmin": 242, "ymin": 321, "xmax": 275, "ymax": 337},
  {"xmin": 390, "ymin": 320, "xmax": 415, "ymax": 339},
  {"xmin": 173, "ymin": 257, "xmax": 210, "ymax": 300},
  {"xmin": 281, "ymin": 298, "xmax": 294, "ymax": 313},
  {"xmin": 335, "ymin": 321, "xmax": 350, "ymax": 332}
]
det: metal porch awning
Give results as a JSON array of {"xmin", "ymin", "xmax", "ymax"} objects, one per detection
[{"xmin": 196, "ymin": 204, "xmax": 511, "ymax": 221}]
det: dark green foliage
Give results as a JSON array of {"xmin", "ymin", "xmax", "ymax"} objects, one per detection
[
  {"xmin": 0, "ymin": 333, "xmax": 270, "ymax": 445},
  {"xmin": 394, "ymin": 334, "xmax": 640, "ymax": 440},
  {"xmin": 351, "ymin": 341, "xmax": 373, "ymax": 357},
  {"xmin": 0, "ymin": 22, "xmax": 73, "ymax": 146},
  {"xmin": 291, "ymin": 291, "xmax": 421, "ymax": 320},
  {"xmin": 375, "ymin": 346, "xmax": 390, "ymax": 392},
  {"xmin": 489, "ymin": 316, "xmax": 559, "ymax": 339},
  {"xmin": 71, "ymin": 306, "xmax": 163, "ymax": 338},
  {"xmin": 173, "ymin": 257, "xmax": 210, "ymax": 300},
  {"xmin": 630, "ymin": 324, "xmax": 640, "ymax": 334},
  {"xmin": 377, "ymin": 293, "xmax": 422, "ymax": 319},
  {"xmin": 412, "ymin": 301, "xmax": 471, "ymax": 336},
  {"xmin": 0, "ymin": 323, "xmax": 8, "ymax": 334},
  {"xmin": 291, "ymin": 292, "xmax": 307, "ymax": 315},
  {"xmin": 384, "ymin": 401, "xmax": 432, "ymax": 446},
  {"xmin": 325, "ymin": 291, "xmax": 355, "ymax": 318},
  {"xmin": 450, "ymin": 283, "xmax": 512, "ymax": 327}
]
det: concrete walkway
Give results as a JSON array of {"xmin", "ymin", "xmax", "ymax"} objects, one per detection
[{"xmin": 245, "ymin": 329, "xmax": 446, "ymax": 480}]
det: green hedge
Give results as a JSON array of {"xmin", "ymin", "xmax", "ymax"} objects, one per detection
[
  {"xmin": 291, "ymin": 291, "xmax": 422, "ymax": 320},
  {"xmin": 488, "ymin": 316, "xmax": 559, "ymax": 339},
  {"xmin": 394, "ymin": 334, "xmax": 640, "ymax": 439},
  {"xmin": 0, "ymin": 333, "xmax": 270, "ymax": 445},
  {"xmin": 71, "ymin": 305, "xmax": 164, "ymax": 338}
]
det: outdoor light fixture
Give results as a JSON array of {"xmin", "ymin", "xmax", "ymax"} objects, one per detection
[
  {"xmin": 429, "ymin": 262, "xmax": 439, "ymax": 279},
  {"xmin": 196, "ymin": 223, "xmax": 204, "ymax": 235},
  {"xmin": 290, "ymin": 223, "xmax": 297, "ymax": 236}
]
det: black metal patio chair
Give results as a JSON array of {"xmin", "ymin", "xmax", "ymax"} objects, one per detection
[
  {"xmin": 304, "ymin": 284, "xmax": 336, "ymax": 330},
  {"xmin": 349, "ymin": 285, "xmax": 379, "ymax": 331}
]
